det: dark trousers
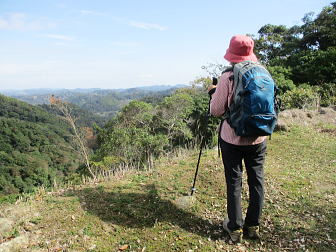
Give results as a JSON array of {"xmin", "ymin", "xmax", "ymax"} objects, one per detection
[{"xmin": 219, "ymin": 138, "xmax": 266, "ymax": 231}]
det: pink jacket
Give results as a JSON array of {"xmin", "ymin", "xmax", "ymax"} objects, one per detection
[{"xmin": 210, "ymin": 71, "xmax": 266, "ymax": 146}]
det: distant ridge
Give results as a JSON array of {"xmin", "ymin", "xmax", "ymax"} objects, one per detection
[
  {"xmin": 0, "ymin": 84, "xmax": 188, "ymax": 96},
  {"xmin": 116, "ymin": 84, "xmax": 188, "ymax": 92},
  {"xmin": 0, "ymin": 84, "xmax": 189, "ymax": 118}
]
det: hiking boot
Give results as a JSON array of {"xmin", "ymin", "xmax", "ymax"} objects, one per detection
[
  {"xmin": 222, "ymin": 219, "xmax": 243, "ymax": 243},
  {"xmin": 243, "ymin": 225, "xmax": 260, "ymax": 239}
]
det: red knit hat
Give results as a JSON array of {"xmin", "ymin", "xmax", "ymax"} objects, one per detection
[{"xmin": 224, "ymin": 35, "xmax": 258, "ymax": 63}]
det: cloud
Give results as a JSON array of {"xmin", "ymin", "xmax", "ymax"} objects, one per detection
[
  {"xmin": 43, "ymin": 34, "xmax": 74, "ymax": 41},
  {"xmin": 79, "ymin": 10, "xmax": 103, "ymax": 16},
  {"xmin": 0, "ymin": 13, "xmax": 52, "ymax": 30},
  {"xmin": 111, "ymin": 41, "xmax": 139, "ymax": 47},
  {"xmin": 0, "ymin": 13, "xmax": 28, "ymax": 30},
  {"xmin": 129, "ymin": 21, "xmax": 167, "ymax": 31}
]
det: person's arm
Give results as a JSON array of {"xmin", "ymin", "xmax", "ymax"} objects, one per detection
[{"xmin": 209, "ymin": 72, "xmax": 231, "ymax": 117}]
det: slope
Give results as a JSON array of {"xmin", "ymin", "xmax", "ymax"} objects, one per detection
[
  {"xmin": 0, "ymin": 122, "xmax": 335, "ymax": 251},
  {"xmin": 0, "ymin": 95, "xmax": 81, "ymax": 195}
]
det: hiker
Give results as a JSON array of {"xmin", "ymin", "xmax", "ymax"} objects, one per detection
[{"xmin": 208, "ymin": 35, "xmax": 269, "ymax": 242}]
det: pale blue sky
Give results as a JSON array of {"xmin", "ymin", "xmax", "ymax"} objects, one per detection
[{"xmin": 0, "ymin": 0, "xmax": 333, "ymax": 90}]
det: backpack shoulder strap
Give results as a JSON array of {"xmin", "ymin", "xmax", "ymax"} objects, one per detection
[
  {"xmin": 222, "ymin": 66, "xmax": 233, "ymax": 74},
  {"xmin": 222, "ymin": 66, "xmax": 234, "ymax": 82}
]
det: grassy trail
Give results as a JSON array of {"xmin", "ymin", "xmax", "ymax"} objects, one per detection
[{"xmin": 0, "ymin": 125, "xmax": 335, "ymax": 251}]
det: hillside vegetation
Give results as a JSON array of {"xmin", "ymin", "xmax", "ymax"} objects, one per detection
[
  {"xmin": 0, "ymin": 122, "xmax": 335, "ymax": 251},
  {"xmin": 0, "ymin": 87, "xmax": 218, "ymax": 196},
  {"xmin": 0, "ymin": 95, "xmax": 82, "ymax": 195}
]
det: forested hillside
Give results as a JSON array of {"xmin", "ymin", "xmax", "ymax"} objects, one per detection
[
  {"xmin": 2, "ymin": 86, "xmax": 180, "ymax": 119},
  {"xmin": 0, "ymin": 95, "xmax": 82, "ymax": 195},
  {"xmin": 39, "ymin": 103, "xmax": 107, "ymax": 128}
]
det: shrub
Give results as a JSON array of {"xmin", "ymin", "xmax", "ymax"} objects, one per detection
[
  {"xmin": 268, "ymin": 66, "xmax": 296, "ymax": 94},
  {"xmin": 316, "ymin": 82, "xmax": 336, "ymax": 107},
  {"xmin": 282, "ymin": 85, "xmax": 320, "ymax": 110}
]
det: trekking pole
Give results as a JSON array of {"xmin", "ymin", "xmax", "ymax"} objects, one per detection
[{"xmin": 190, "ymin": 77, "xmax": 218, "ymax": 196}]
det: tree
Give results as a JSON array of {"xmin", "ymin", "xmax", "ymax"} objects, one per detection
[
  {"xmin": 288, "ymin": 47, "xmax": 336, "ymax": 85},
  {"xmin": 49, "ymin": 95, "xmax": 96, "ymax": 179},
  {"xmin": 95, "ymin": 101, "xmax": 168, "ymax": 170},
  {"xmin": 155, "ymin": 92, "xmax": 194, "ymax": 147},
  {"xmin": 187, "ymin": 88, "xmax": 220, "ymax": 147},
  {"xmin": 252, "ymin": 2, "xmax": 336, "ymax": 106},
  {"xmin": 301, "ymin": 2, "xmax": 336, "ymax": 50},
  {"xmin": 267, "ymin": 66, "xmax": 296, "ymax": 94}
]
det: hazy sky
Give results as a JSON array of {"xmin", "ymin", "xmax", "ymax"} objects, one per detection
[{"xmin": 0, "ymin": 0, "xmax": 333, "ymax": 90}]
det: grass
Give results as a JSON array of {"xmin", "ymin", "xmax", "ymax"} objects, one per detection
[{"xmin": 0, "ymin": 124, "xmax": 335, "ymax": 251}]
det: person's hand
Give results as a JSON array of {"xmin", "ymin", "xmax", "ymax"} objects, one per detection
[
  {"xmin": 208, "ymin": 85, "xmax": 216, "ymax": 95},
  {"xmin": 208, "ymin": 85, "xmax": 216, "ymax": 92}
]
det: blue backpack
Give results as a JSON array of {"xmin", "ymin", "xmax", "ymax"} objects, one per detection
[{"xmin": 224, "ymin": 61, "xmax": 279, "ymax": 137}]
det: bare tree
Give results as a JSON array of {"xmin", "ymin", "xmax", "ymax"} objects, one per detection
[{"xmin": 49, "ymin": 95, "xmax": 96, "ymax": 180}]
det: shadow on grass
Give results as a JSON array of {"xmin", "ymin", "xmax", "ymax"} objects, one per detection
[
  {"xmin": 269, "ymin": 199, "xmax": 336, "ymax": 250},
  {"xmin": 72, "ymin": 184, "xmax": 223, "ymax": 239}
]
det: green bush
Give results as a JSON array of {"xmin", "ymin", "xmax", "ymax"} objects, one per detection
[
  {"xmin": 282, "ymin": 85, "xmax": 320, "ymax": 109},
  {"xmin": 316, "ymin": 82, "xmax": 336, "ymax": 107},
  {"xmin": 268, "ymin": 66, "xmax": 296, "ymax": 94}
]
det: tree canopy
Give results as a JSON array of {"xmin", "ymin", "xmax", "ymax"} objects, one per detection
[
  {"xmin": 253, "ymin": 2, "xmax": 336, "ymax": 88},
  {"xmin": 0, "ymin": 95, "xmax": 81, "ymax": 195}
]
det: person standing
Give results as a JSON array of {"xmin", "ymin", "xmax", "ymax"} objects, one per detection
[{"xmin": 208, "ymin": 35, "xmax": 267, "ymax": 243}]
